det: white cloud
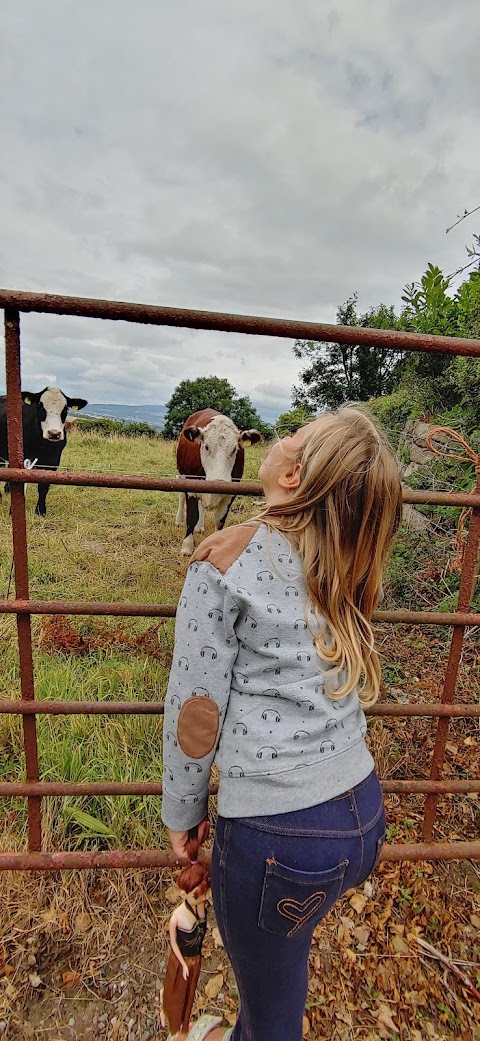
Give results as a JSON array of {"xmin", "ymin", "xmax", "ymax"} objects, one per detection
[{"xmin": 1, "ymin": 0, "xmax": 478, "ymax": 418}]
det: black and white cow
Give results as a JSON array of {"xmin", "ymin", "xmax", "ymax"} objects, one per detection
[{"xmin": 0, "ymin": 387, "xmax": 87, "ymax": 515}]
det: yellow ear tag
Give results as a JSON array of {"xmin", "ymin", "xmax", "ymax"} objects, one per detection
[
  {"xmin": 70, "ymin": 405, "xmax": 79, "ymax": 411},
  {"xmin": 24, "ymin": 396, "xmax": 31, "ymax": 404}
]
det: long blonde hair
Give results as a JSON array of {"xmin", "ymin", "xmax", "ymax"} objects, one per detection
[{"xmin": 259, "ymin": 407, "xmax": 402, "ymax": 705}]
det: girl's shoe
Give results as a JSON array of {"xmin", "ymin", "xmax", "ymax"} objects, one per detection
[{"xmin": 168, "ymin": 1014, "xmax": 233, "ymax": 1041}]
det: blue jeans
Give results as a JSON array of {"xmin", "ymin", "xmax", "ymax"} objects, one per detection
[{"xmin": 211, "ymin": 770, "xmax": 385, "ymax": 1041}]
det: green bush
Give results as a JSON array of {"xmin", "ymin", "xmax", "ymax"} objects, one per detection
[
  {"xmin": 275, "ymin": 406, "xmax": 316, "ymax": 436},
  {"xmin": 76, "ymin": 417, "xmax": 159, "ymax": 438},
  {"xmin": 440, "ymin": 358, "xmax": 480, "ymax": 430},
  {"xmin": 365, "ymin": 388, "xmax": 423, "ymax": 446},
  {"xmin": 403, "ymin": 455, "xmax": 477, "ymax": 527}
]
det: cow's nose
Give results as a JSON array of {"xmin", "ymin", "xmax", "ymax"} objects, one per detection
[{"xmin": 48, "ymin": 430, "xmax": 62, "ymax": 440}]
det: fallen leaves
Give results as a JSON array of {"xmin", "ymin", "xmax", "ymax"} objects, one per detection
[
  {"xmin": 352, "ymin": 924, "xmax": 371, "ymax": 947},
  {"xmin": 391, "ymin": 933, "xmax": 409, "ymax": 955},
  {"xmin": 3, "ymin": 981, "xmax": 18, "ymax": 1006},
  {"xmin": 0, "ymin": 822, "xmax": 477, "ymax": 1041},
  {"xmin": 164, "ymin": 884, "xmax": 181, "ymax": 905},
  {"xmin": 61, "ymin": 969, "xmax": 81, "ymax": 990},
  {"xmin": 302, "ymin": 856, "xmax": 480, "ymax": 1040},
  {"xmin": 74, "ymin": 912, "xmax": 91, "ymax": 935},
  {"xmin": 204, "ymin": 972, "xmax": 224, "ymax": 1000},
  {"xmin": 0, "ymin": 947, "xmax": 14, "ymax": 978},
  {"xmin": 374, "ymin": 1003, "xmax": 398, "ymax": 1037},
  {"xmin": 349, "ymin": 892, "xmax": 368, "ymax": 914},
  {"xmin": 38, "ymin": 907, "xmax": 70, "ymax": 934}
]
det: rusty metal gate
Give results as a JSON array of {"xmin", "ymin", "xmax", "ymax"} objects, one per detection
[{"xmin": 0, "ymin": 289, "xmax": 479, "ymax": 870}]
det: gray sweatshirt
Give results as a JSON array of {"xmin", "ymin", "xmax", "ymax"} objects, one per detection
[{"xmin": 161, "ymin": 521, "xmax": 374, "ymax": 832}]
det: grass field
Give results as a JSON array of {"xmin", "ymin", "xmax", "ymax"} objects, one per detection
[
  {"xmin": 0, "ymin": 431, "xmax": 266, "ymax": 852},
  {"xmin": 0, "ymin": 429, "xmax": 478, "ymax": 851},
  {"xmin": 1, "ymin": 430, "xmax": 479, "ymax": 1040}
]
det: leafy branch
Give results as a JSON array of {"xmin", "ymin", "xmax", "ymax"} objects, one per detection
[{"xmin": 446, "ymin": 204, "xmax": 480, "ymax": 281}]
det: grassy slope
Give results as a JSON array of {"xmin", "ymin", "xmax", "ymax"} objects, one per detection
[
  {"xmin": 1, "ymin": 431, "xmax": 479, "ymax": 1041},
  {"xmin": 0, "ymin": 431, "xmax": 265, "ymax": 850},
  {"xmin": 0, "ymin": 429, "xmax": 478, "ymax": 854}
]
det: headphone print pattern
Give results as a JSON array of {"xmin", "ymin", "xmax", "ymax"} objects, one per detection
[{"xmin": 163, "ymin": 525, "xmax": 368, "ymax": 806}]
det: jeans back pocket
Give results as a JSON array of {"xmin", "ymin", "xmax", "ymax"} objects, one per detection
[{"xmin": 258, "ymin": 857, "xmax": 348, "ymax": 938}]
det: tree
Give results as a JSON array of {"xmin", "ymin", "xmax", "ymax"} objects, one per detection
[
  {"xmin": 292, "ymin": 295, "xmax": 405, "ymax": 412},
  {"xmin": 454, "ymin": 269, "xmax": 480, "ymax": 339},
  {"xmin": 162, "ymin": 376, "xmax": 272, "ymax": 439},
  {"xmin": 398, "ymin": 265, "xmax": 480, "ymax": 418},
  {"xmin": 275, "ymin": 405, "xmax": 317, "ymax": 436},
  {"xmin": 446, "ymin": 204, "xmax": 480, "ymax": 281},
  {"xmin": 370, "ymin": 266, "xmax": 480, "ymax": 431},
  {"xmin": 399, "ymin": 263, "xmax": 458, "ymax": 380},
  {"xmin": 442, "ymin": 273, "xmax": 480, "ymax": 427}
]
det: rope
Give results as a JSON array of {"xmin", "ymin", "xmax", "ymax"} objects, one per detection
[{"xmin": 425, "ymin": 427, "xmax": 480, "ymax": 572}]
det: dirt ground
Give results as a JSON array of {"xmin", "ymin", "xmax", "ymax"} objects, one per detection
[
  {"xmin": 1, "ymin": 849, "xmax": 479, "ymax": 1041},
  {"xmin": 1, "ymin": 623, "xmax": 479, "ymax": 1040},
  {"xmin": 1, "ymin": 522, "xmax": 479, "ymax": 1039}
]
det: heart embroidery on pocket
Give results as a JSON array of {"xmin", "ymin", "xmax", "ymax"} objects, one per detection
[{"xmin": 277, "ymin": 891, "xmax": 326, "ymax": 935}]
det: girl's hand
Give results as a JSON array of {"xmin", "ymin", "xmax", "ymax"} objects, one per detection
[
  {"xmin": 168, "ymin": 819, "xmax": 210, "ymax": 860},
  {"xmin": 182, "ymin": 961, "xmax": 189, "ymax": 981}
]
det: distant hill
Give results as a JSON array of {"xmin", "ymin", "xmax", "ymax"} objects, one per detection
[
  {"xmin": 81, "ymin": 403, "xmax": 167, "ymax": 429},
  {"xmin": 81, "ymin": 401, "xmax": 281, "ymax": 428}
]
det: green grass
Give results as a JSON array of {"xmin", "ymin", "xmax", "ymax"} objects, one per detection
[
  {"xmin": 0, "ymin": 431, "xmax": 266, "ymax": 851},
  {"xmin": 1, "ymin": 429, "xmax": 477, "ymax": 852}
]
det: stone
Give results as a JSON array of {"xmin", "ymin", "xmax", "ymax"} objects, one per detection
[{"xmin": 402, "ymin": 503, "xmax": 431, "ymax": 532}]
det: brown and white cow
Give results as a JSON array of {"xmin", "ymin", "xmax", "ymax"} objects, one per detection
[{"xmin": 175, "ymin": 408, "xmax": 263, "ymax": 556}]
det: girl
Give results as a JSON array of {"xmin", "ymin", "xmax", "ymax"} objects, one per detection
[{"xmin": 161, "ymin": 407, "xmax": 402, "ymax": 1041}]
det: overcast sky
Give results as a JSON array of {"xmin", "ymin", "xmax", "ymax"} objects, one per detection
[{"xmin": 1, "ymin": 1, "xmax": 478, "ymax": 419}]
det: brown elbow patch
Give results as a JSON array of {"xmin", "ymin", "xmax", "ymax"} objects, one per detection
[{"xmin": 177, "ymin": 697, "xmax": 220, "ymax": 758}]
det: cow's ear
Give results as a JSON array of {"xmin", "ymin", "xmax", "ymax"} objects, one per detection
[
  {"xmin": 183, "ymin": 425, "xmax": 202, "ymax": 442},
  {"xmin": 66, "ymin": 397, "xmax": 88, "ymax": 412},
  {"xmin": 239, "ymin": 429, "xmax": 264, "ymax": 446},
  {"xmin": 21, "ymin": 391, "xmax": 41, "ymax": 405}
]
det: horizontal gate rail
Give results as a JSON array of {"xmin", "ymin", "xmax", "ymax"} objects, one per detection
[
  {"xmin": 0, "ymin": 598, "xmax": 479, "ymax": 625},
  {"xmin": 1, "ymin": 291, "xmax": 479, "ymax": 869},
  {"xmin": 1, "ymin": 287, "xmax": 480, "ymax": 357},
  {"xmin": 1, "ymin": 466, "xmax": 480, "ymax": 509},
  {"xmin": 0, "ymin": 840, "xmax": 477, "ymax": 872},
  {"xmin": 0, "ymin": 700, "xmax": 479, "ymax": 717},
  {"xmin": 1, "ymin": 780, "xmax": 479, "ymax": 797}
]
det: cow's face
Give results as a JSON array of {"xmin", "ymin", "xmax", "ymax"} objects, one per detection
[
  {"xmin": 184, "ymin": 416, "xmax": 262, "ymax": 506},
  {"xmin": 22, "ymin": 388, "xmax": 87, "ymax": 441}
]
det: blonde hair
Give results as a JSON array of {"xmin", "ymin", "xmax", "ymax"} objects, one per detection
[{"xmin": 258, "ymin": 407, "xmax": 402, "ymax": 705}]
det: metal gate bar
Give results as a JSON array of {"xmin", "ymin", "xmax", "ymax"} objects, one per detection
[
  {"xmin": 422, "ymin": 464, "xmax": 480, "ymax": 839},
  {"xmin": 4, "ymin": 308, "xmax": 42, "ymax": 850},
  {"xmin": 1, "ymin": 292, "xmax": 479, "ymax": 869},
  {"xmin": 0, "ymin": 839, "xmax": 477, "ymax": 873},
  {"xmin": 1, "ymin": 780, "xmax": 479, "ymax": 797},
  {"xmin": 1, "ymin": 288, "xmax": 480, "ymax": 358},
  {"xmin": 0, "ymin": 598, "xmax": 479, "ymax": 625},
  {"xmin": 1, "ymin": 701, "xmax": 479, "ymax": 717},
  {"xmin": 0, "ymin": 467, "xmax": 480, "ymax": 508}
]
